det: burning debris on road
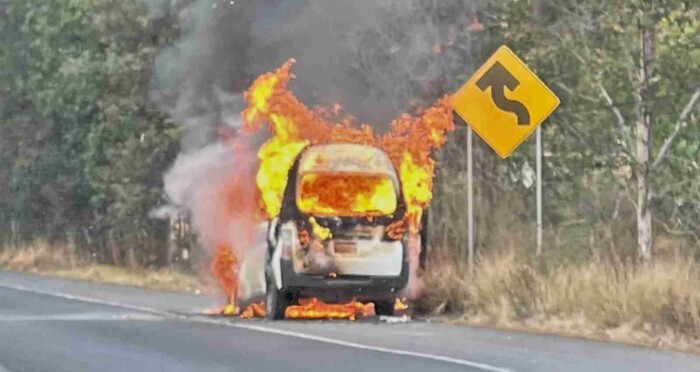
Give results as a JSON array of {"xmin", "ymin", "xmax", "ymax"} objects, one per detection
[{"xmin": 285, "ymin": 298, "xmax": 375, "ymax": 321}]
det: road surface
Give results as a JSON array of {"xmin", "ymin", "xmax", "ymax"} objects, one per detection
[{"xmin": 0, "ymin": 271, "xmax": 698, "ymax": 372}]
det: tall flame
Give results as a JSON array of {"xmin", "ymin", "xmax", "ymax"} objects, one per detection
[
  {"xmin": 211, "ymin": 242, "xmax": 239, "ymax": 314},
  {"xmin": 242, "ymin": 59, "xmax": 454, "ymax": 232},
  {"xmin": 207, "ymin": 139, "xmax": 262, "ymax": 316}
]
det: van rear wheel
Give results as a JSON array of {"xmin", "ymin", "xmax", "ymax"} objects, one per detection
[
  {"xmin": 374, "ymin": 300, "xmax": 395, "ymax": 316},
  {"xmin": 265, "ymin": 273, "xmax": 289, "ymax": 320}
]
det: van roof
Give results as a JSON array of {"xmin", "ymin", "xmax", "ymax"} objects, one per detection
[{"xmin": 298, "ymin": 144, "xmax": 398, "ymax": 183}]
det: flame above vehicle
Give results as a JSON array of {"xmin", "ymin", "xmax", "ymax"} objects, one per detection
[{"xmin": 242, "ymin": 59, "xmax": 455, "ymax": 232}]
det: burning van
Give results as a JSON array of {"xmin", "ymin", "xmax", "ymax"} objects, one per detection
[{"xmin": 262, "ymin": 143, "xmax": 410, "ymax": 319}]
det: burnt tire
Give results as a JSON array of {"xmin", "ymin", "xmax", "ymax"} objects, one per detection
[
  {"xmin": 374, "ymin": 300, "xmax": 395, "ymax": 316},
  {"xmin": 265, "ymin": 273, "xmax": 289, "ymax": 320}
]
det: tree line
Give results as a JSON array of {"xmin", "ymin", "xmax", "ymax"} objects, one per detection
[{"xmin": 0, "ymin": 0, "xmax": 698, "ymax": 267}]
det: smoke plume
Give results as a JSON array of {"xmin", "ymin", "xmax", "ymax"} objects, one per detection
[{"xmin": 147, "ymin": 0, "xmax": 484, "ymax": 304}]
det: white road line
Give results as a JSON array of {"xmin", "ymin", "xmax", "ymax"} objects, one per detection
[
  {"xmin": 0, "ymin": 283, "xmax": 172, "ymax": 317},
  {"xmin": 228, "ymin": 322, "xmax": 513, "ymax": 372},
  {"xmin": 0, "ymin": 313, "xmax": 163, "ymax": 322},
  {"xmin": 0, "ymin": 283, "xmax": 512, "ymax": 372}
]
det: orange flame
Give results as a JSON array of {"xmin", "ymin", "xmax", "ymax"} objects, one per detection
[
  {"xmin": 298, "ymin": 173, "xmax": 397, "ymax": 217},
  {"xmin": 241, "ymin": 301, "xmax": 267, "ymax": 319},
  {"xmin": 394, "ymin": 297, "xmax": 409, "ymax": 311},
  {"xmin": 242, "ymin": 59, "xmax": 454, "ymax": 232},
  {"xmin": 206, "ymin": 139, "xmax": 262, "ymax": 316},
  {"xmin": 211, "ymin": 242, "xmax": 240, "ymax": 314},
  {"xmin": 285, "ymin": 298, "xmax": 375, "ymax": 321}
]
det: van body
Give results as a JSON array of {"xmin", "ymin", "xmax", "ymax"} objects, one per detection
[{"xmin": 260, "ymin": 144, "xmax": 410, "ymax": 319}]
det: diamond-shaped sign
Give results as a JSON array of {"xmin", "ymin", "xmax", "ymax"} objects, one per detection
[{"xmin": 451, "ymin": 45, "xmax": 560, "ymax": 158}]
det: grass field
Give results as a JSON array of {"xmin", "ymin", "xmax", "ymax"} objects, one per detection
[
  {"xmin": 420, "ymin": 245, "xmax": 700, "ymax": 353},
  {"xmin": 0, "ymin": 242, "xmax": 202, "ymax": 294}
]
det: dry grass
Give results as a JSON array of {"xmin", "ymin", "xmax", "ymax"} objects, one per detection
[
  {"xmin": 421, "ymin": 247, "xmax": 700, "ymax": 353},
  {"xmin": 0, "ymin": 242, "xmax": 81, "ymax": 272},
  {"xmin": 0, "ymin": 242, "xmax": 202, "ymax": 294}
]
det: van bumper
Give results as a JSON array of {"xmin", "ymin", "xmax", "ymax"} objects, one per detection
[{"xmin": 279, "ymin": 252, "xmax": 409, "ymax": 301}]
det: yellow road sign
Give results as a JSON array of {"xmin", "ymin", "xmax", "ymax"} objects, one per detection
[{"xmin": 451, "ymin": 45, "xmax": 560, "ymax": 158}]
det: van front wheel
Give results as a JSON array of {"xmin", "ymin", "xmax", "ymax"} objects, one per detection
[{"xmin": 265, "ymin": 273, "xmax": 289, "ymax": 320}]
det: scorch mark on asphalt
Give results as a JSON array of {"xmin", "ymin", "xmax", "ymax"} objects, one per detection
[{"xmin": 0, "ymin": 282, "xmax": 513, "ymax": 372}]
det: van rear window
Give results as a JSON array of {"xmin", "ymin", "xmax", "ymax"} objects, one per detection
[{"xmin": 297, "ymin": 173, "xmax": 397, "ymax": 216}]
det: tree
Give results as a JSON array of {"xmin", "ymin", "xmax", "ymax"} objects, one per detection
[
  {"xmin": 0, "ymin": 0, "xmax": 182, "ymax": 265},
  {"xmin": 350, "ymin": 0, "xmax": 700, "ymax": 259}
]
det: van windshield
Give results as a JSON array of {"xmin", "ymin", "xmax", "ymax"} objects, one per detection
[{"xmin": 297, "ymin": 172, "xmax": 398, "ymax": 217}]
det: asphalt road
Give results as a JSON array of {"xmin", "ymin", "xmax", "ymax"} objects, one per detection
[{"xmin": 0, "ymin": 271, "xmax": 698, "ymax": 372}]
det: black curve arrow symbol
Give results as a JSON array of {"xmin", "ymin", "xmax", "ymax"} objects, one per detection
[{"xmin": 476, "ymin": 61, "xmax": 530, "ymax": 125}]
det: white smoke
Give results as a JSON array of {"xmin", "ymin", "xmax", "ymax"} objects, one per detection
[{"xmin": 154, "ymin": 139, "xmax": 258, "ymax": 244}]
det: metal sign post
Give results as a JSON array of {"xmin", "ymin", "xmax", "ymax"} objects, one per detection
[
  {"xmin": 451, "ymin": 45, "xmax": 560, "ymax": 271},
  {"xmin": 467, "ymin": 126, "xmax": 475, "ymax": 276},
  {"xmin": 536, "ymin": 127, "xmax": 543, "ymax": 255}
]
